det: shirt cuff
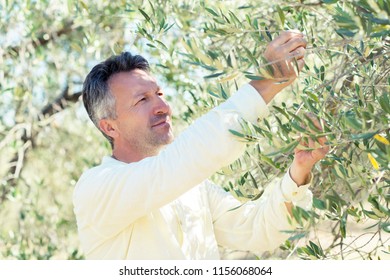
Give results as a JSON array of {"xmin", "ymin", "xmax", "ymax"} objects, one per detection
[{"xmin": 281, "ymin": 168, "xmax": 313, "ymax": 207}]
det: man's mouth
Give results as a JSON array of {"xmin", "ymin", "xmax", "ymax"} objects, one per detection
[{"xmin": 151, "ymin": 118, "xmax": 170, "ymax": 128}]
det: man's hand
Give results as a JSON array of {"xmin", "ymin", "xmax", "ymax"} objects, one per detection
[
  {"xmin": 263, "ymin": 30, "xmax": 307, "ymax": 85},
  {"xmin": 250, "ymin": 30, "xmax": 307, "ymax": 104},
  {"xmin": 290, "ymin": 114, "xmax": 329, "ymax": 186}
]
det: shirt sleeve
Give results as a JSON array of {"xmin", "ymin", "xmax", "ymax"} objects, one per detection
[
  {"xmin": 207, "ymin": 170, "xmax": 313, "ymax": 254},
  {"xmin": 73, "ymin": 84, "xmax": 269, "ymax": 237}
]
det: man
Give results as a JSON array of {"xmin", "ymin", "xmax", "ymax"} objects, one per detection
[{"xmin": 73, "ymin": 31, "xmax": 329, "ymax": 259}]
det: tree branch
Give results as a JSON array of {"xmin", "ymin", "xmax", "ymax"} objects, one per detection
[
  {"xmin": 2, "ymin": 86, "xmax": 82, "ymax": 203},
  {"xmin": 7, "ymin": 20, "xmax": 74, "ymax": 56},
  {"xmin": 40, "ymin": 86, "xmax": 82, "ymax": 117}
]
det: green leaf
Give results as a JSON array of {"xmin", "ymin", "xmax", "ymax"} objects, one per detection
[
  {"xmin": 362, "ymin": 209, "xmax": 381, "ymax": 220},
  {"xmin": 291, "ymin": 121, "xmax": 306, "ymax": 133},
  {"xmin": 229, "ymin": 129, "xmax": 246, "ymax": 138},
  {"xmin": 267, "ymin": 140, "xmax": 299, "ymax": 156},
  {"xmin": 320, "ymin": 65, "xmax": 325, "ymax": 81},
  {"xmin": 381, "ymin": 223, "xmax": 390, "ymax": 233},
  {"xmin": 322, "ymin": 0, "xmax": 339, "ymax": 3},
  {"xmin": 340, "ymin": 211, "xmax": 348, "ymax": 238},
  {"xmin": 288, "ymin": 232, "xmax": 307, "ymax": 241},
  {"xmin": 378, "ymin": 93, "xmax": 390, "ymax": 113},
  {"xmin": 309, "ymin": 241, "xmax": 324, "ymax": 257},
  {"xmin": 207, "ymin": 90, "xmax": 221, "ymax": 99},
  {"xmin": 138, "ymin": 9, "xmax": 151, "ymax": 22},
  {"xmin": 205, "ymin": 7, "xmax": 219, "ymax": 17},
  {"xmin": 313, "ymin": 197, "xmax": 326, "ymax": 210},
  {"xmin": 244, "ymin": 74, "xmax": 265, "ymax": 80},
  {"xmin": 276, "ymin": 5, "xmax": 285, "ymax": 26},
  {"xmin": 345, "ymin": 113, "xmax": 363, "ymax": 130},
  {"xmin": 204, "ymin": 72, "xmax": 225, "ymax": 79},
  {"xmin": 350, "ymin": 131, "xmax": 378, "ymax": 141}
]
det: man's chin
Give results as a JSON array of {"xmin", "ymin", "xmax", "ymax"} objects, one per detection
[{"xmin": 154, "ymin": 132, "xmax": 174, "ymax": 147}]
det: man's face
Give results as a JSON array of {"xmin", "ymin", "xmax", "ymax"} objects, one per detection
[{"xmin": 107, "ymin": 69, "xmax": 174, "ymax": 156}]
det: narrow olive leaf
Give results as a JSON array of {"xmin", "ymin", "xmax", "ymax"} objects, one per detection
[
  {"xmin": 181, "ymin": 39, "xmax": 193, "ymax": 53},
  {"xmin": 350, "ymin": 131, "xmax": 378, "ymax": 140},
  {"xmin": 368, "ymin": 153, "xmax": 380, "ymax": 170},
  {"xmin": 306, "ymin": 91, "xmax": 319, "ymax": 102},
  {"xmin": 272, "ymin": 106, "xmax": 289, "ymax": 118},
  {"xmin": 309, "ymin": 241, "xmax": 323, "ymax": 257},
  {"xmin": 334, "ymin": 164, "xmax": 346, "ymax": 178},
  {"xmin": 322, "ymin": 0, "xmax": 339, "ymax": 4},
  {"xmin": 217, "ymin": 72, "xmax": 239, "ymax": 83},
  {"xmin": 261, "ymin": 29, "xmax": 272, "ymax": 42},
  {"xmin": 378, "ymin": 203, "xmax": 390, "ymax": 216},
  {"xmin": 243, "ymin": 46, "xmax": 259, "ymax": 67},
  {"xmin": 381, "ymin": 223, "xmax": 390, "ymax": 233},
  {"xmin": 378, "ymin": 93, "xmax": 390, "ymax": 114},
  {"xmin": 158, "ymin": 16, "xmax": 165, "ymax": 31},
  {"xmin": 245, "ymin": 74, "xmax": 265, "ymax": 80},
  {"xmin": 340, "ymin": 211, "xmax": 348, "ymax": 238},
  {"xmin": 320, "ymin": 65, "xmax": 325, "ymax": 81},
  {"xmin": 276, "ymin": 5, "xmax": 285, "ymax": 26},
  {"xmin": 164, "ymin": 22, "xmax": 175, "ymax": 32},
  {"xmin": 214, "ymin": 59, "xmax": 224, "ymax": 70},
  {"xmin": 291, "ymin": 121, "xmax": 306, "ymax": 133},
  {"xmin": 229, "ymin": 49, "xmax": 238, "ymax": 69},
  {"xmin": 204, "ymin": 72, "xmax": 225, "ymax": 79},
  {"xmin": 79, "ymin": 0, "xmax": 88, "ymax": 10},
  {"xmin": 288, "ymin": 112, "xmax": 304, "ymax": 123},
  {"xmin": 138, "ymin": 9, "xmax": 151, "ymax": 22},
  {"xmin": 208, "ymin": 91, "xmax": 221, "ymax": 99},
  {"xmin": 205, "ymin": 7, "xmax": 219, "ymax": 17},
  {"xmin": 267, "ymin": 140, "xmax": 300, "ymax": 156},
  {"xmin": 228, "ymin": 10, "xmax": 242, "ymax": 26},
  {"xmin": 148, "ymin": 0, "xmax": 155, "ymax": 15},
  {"xmin": 258, "ymin": 67, "xmax": 274, "ymax": 79},
  {"xmin": 292, "ymin": 57, "xmax": 300, "ymax": 77},
  {"xmin": 313, "ymin": 197, "xmax": 327, "ymax": 210},
  {"xmin": 374, "ymin": 134, "xmax": 390, "ymax": 145},
  {"xmin": 362, "ymin": 209, "xmax": 381, "ymax": 220},
  {"xmin": 220, "ymin": 86, "xmax": 228, "ymax": 99},
  {"xmin": 228, "ymin": 129, "xmax": 246, "ymax": 138},
  {"xmin": 155, "ymin": 40, "xmax": 168, "ymax": 50},
  {"xmin": 288, "ymin": 232, "xmax": 307, "ymax": 241}
]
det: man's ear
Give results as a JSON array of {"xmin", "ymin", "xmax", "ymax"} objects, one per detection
[{"xmin": 99, "ymin": 119, "xmax": 119, "ymax": 139}]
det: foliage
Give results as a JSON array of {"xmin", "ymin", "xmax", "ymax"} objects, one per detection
[{"xmin": 0, "ymin": 0, "xmax": 389, "ymax": 259}]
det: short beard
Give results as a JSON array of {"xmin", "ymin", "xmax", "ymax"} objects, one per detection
[{"xmin": 139, "ymin": 129, "xmax": 174, "ymax": 157}]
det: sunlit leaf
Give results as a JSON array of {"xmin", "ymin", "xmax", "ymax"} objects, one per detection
[{"xmin": 374, "ymin": 134, "xmax": 390, "ymax": 145}]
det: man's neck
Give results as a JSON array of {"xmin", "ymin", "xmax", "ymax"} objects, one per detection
[{"xmin": 112, "ymin": 145, "xmax": 160, "ymax": 163}]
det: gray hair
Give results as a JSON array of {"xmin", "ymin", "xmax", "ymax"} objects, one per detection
[{"xmin": 82, "ymin": 52, "xmax": 150, "ymax": 147}]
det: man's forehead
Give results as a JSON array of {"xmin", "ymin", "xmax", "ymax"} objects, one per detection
[{"xmin": 108, "ymin": 70, "xmax": 158, "ymax": 95}]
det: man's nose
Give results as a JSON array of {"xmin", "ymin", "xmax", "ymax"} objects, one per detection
[{"xmin": 153, "ymin": 95, "xmax": 171, "ymax": 115}]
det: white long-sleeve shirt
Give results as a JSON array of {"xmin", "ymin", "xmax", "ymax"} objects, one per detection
[{"xmin": 73, "ymin": 84, "xmax": 313, "ymax": 259}]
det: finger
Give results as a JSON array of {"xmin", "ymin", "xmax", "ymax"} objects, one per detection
[
  {"xmin": 317, "ymin": 134, "xmax": 328, "ymax": 146},
  {"xmin": 308, "ymin": 137, "xmax": 316, "ymax": 149},
  {"xmin": 312, "ymin": 148, "xmax": 328, "ymax": 161},
  {"xmin": 271, "ymin": 30, "xmax": 304, "ymax": 46},
  {"xmin": 282, "ymin": 36, "xmax": 307, "ymax": 52},
  {"xmin": 296, "ymin": 58, "xmax": 305, "ymax": 71},
  {"xmin": 290, "ymin": 46, "xmax": 306, "ymax": 60}
]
